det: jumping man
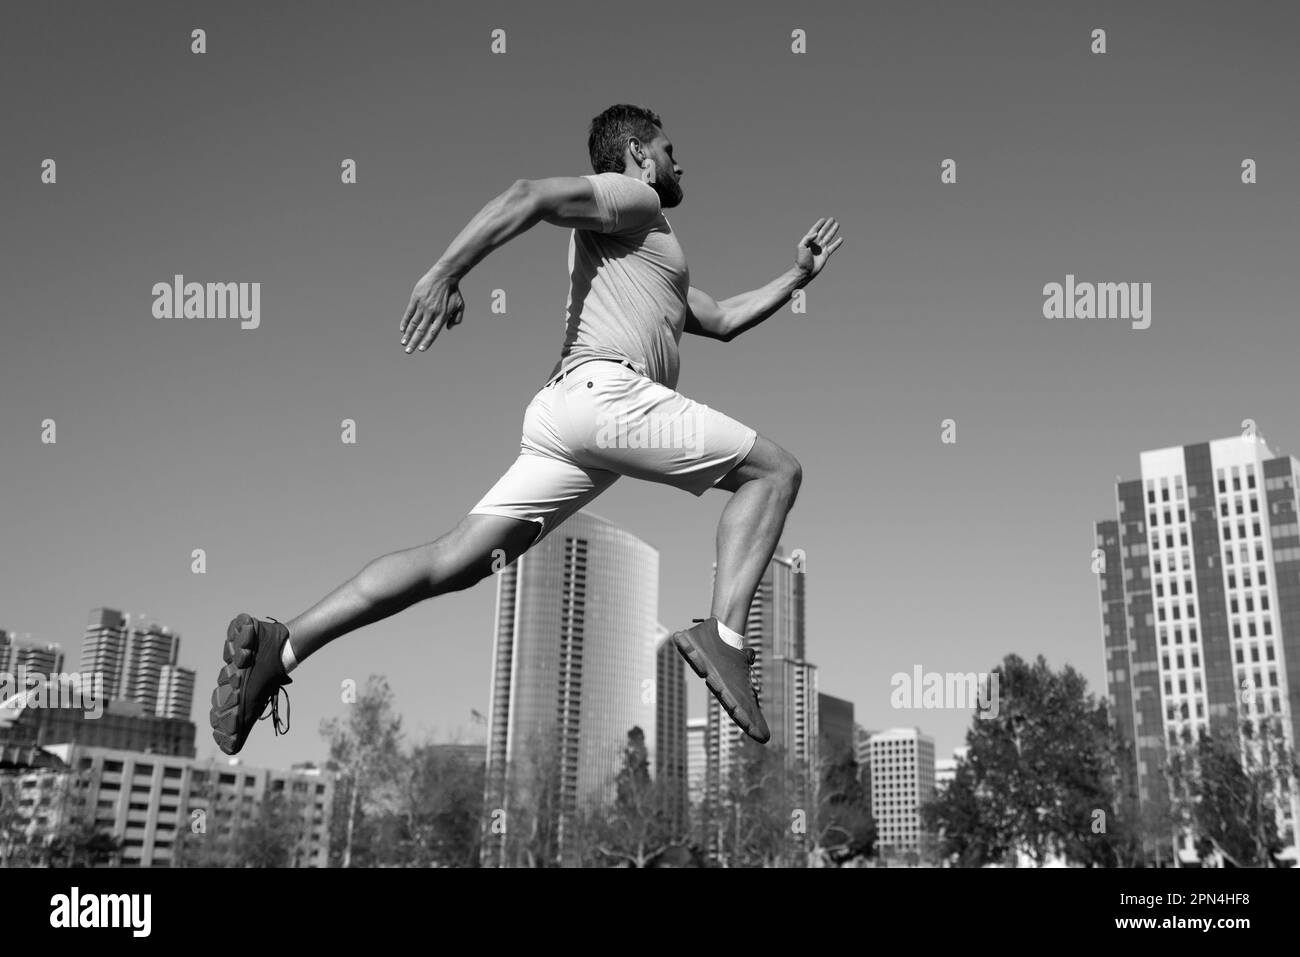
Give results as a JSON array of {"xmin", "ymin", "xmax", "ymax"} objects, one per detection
[{"xmin": 209, "ymin": 104, "xmax": 842, "ymax": 754}]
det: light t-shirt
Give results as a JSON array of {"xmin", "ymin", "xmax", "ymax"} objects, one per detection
[{"xmin": 552, "ymin": 171, "xmax": 690, "ymax": 390}]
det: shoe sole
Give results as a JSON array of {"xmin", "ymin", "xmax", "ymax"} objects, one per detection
[
  {"xmin": 210, "ymin": 613, "xmax": 259, "ymax": 755},
  {"xmin": 672, "ymin": 629, "xmax": 770, "ymax": 744}
]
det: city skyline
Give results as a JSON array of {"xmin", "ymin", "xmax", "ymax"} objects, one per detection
[
  {"xmin": 6, "ymin": 534, "xmax": 957, "ymax": 767},
  {"xmin": 4, "ymin": 0, "xmax": 1299, "ymax": 779}
]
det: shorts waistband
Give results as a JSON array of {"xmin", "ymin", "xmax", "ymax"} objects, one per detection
[{"xmin": 545, "ymin": 357, "xmax": 640, "ymax": 387}]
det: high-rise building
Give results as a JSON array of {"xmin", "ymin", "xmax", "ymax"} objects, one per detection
[
  {"xmin": 156, "ymin": 665, "xmax": 196, "ymax": 721},
  {"xmin": 78, "ymin": 609, "xmax": 191, "ymax": 719},
  {"xmin": 0, "ymin": 633, "xmax": 65, "ymax": 676},
  {"xmin": 481, "ymin": 511, "xmax": 660, "ymax": 866},
  {"xmin": 686, "ymin": 716, "xmax": 708, "ymax": 810},
  {"xmin": 867, "ymin": 727, "xmax": 935, "ymax": 860},
  {"xmin": 122, "ymin": 619, "xmax": 181, "ymax": 715},
  {"xmin": 705, "ymin": 547, "xmax": 818, "ymax": 815},
  {"xmin": 655, "ymin": 625, "xmax": 688, "ymax": 834},
  {"xmin": 1095, "ymin": 435, "xmax": 1300, "ymax": 860},
  {"xmin": 818, "ymin": 693, "xmax": 855, "ymax": 769},
  {"xmin": 80, "ymin": 608, "xmax": 129, "ymax": 696}
]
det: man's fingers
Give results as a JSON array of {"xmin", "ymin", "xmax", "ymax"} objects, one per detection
[
  {"xmin": 802, "ymin": 218, "xmax": 827, "ymax": 243},
  {"xmin": 417, "ymin": 314, "xmax": 446, "ymax": 351},
  {"xmin": 818, "ymin": 219, "xmax": 840, "ymax": 247},
  {"xmin": 825, "ymin": 236, "xmax": 845, "ymax": 257},
  {"xmin": 404, "ymin": 309, "xmax": 430, "ymax": 353},
  {"xmin": 400, "ymin": 295, "xmax": 419, "ymax": 337}
]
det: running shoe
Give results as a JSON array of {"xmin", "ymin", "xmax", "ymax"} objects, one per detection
[{"xmin": 209, "ymin": 613, "xmax": 293, "ymax": 755}]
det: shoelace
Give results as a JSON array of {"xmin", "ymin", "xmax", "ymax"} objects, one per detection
[
  {"xmin": 258, "ymin": 617, "xmax": 292, "ymax": 736},
  {"xmin": 693, "ymin": 618, "xmax": 761, "ymax": 702},
  {"xmin": 260, "ymin": 686, "xmax": 291, "ymax": 736}
]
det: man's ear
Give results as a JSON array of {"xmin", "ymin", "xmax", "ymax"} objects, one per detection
[{"xmin": 627, "ymin": 137, "xmax": 646, "ymax": 166}]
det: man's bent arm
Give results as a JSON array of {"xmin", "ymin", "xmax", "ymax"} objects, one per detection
[
  {"xmin": 685, "ymin": 268, "xmax": 809, "ymax": 343},
  {"xmin": 430, "ymin": 177, "xmax": 606, "ymax": 280},
  {"xmin": 685, "ymin": 216, "xmax": 843, "ymax": 343},
  {"xmin": 401, "ymin": 177, "xmax": 609, "ymax": 352}
]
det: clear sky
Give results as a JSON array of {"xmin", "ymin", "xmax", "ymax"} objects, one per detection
[{"xmin": 2, "ymin": 0, "xmax": 1298, "ymax": 772}]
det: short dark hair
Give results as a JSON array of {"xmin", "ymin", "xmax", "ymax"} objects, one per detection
[{"xmin": 587, "ymin": 104, "xmax": 663, "ymax": 174}]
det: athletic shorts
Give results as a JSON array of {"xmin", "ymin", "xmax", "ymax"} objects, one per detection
[{"xmin": 471, "ymin": 359, "xmax": 758, "ymax": 545}]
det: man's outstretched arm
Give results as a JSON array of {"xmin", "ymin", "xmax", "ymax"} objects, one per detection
[
  {"xmin": 400, "ymin": 177, "xmax": 626, "ymax": 354},
  {"xmin": 685, "ymin": 217, "xmax": 843, "ymax": 342}
]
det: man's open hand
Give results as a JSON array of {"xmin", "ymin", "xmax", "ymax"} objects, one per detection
[
  {"xmin": 400, "ymin": 267, "xmax": 465, "ymax": 354},
  {"xmin": 794, "ymin": 217, "xmax": 844, "ymax": 283}
]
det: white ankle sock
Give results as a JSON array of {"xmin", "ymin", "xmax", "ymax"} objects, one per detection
[
  {"xmin": 280, "ymin": 636, "xmax": 299, "ymax": 674},
  {"xmin": 716, "ymin": 620, "xmax": 745, "ymax": 649}
]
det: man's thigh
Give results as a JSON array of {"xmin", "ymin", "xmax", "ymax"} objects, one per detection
[
  {"xmin": 470, "ymin": 450, "xmax": 620, "ymax": 548},
  {"xmin": 557, "ymin": 364, "xmax": 758, "ymax": 497},
  {"xmin": 441, "ymin": 512, "xmax": 545, "ymax": 576}
]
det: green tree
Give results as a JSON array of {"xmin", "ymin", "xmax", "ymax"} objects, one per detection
[
  {"xmin": 711, "ymin": 740, "xmax": 808, "ymax": 867},
  {"xmin": 320, "ymin": 675, "xmax": 405, "ymax": 867},
  {"xmin": 174, "ymin": 773, "xmax": 311, "ymax": 868},
  {"xmin": 481, "ymin": 730, "xmax": 566, "ymax": 868},
  {"xmin": 238, "ymin": 791, "xmax": 309, "ymax": 867},
  {"xmin": 922, "ymin": 759, "xmax": 1009, "ymax": 867},
  {"xmin": 1169, "ymin": 718, "xmax": 1296, "ymax": 867},
  {"xmin": 925, "ymin": 654, "xmax": 1125, "ymax": 866},
  {"xmin": 813, "ymin": 751, "xmax": 875, "ymax": 865},
  {"xmin": 0, "ymin": 774, "xmax": 35, "ymax": 867},
  {"xmin": 396, "ymin": 742, "xmax": 485, "ymax": 867},
  {"xmin": 586, "ymin": 727, "xmax": 687, "ymax": 867},
  {"xmin": 46, "ymin": 819, "xmax": 121, "ymax": 868}
]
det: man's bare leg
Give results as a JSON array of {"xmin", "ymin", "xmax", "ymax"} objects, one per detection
[
  {"xmin": 710, "ymin": 434, "xmax": 803, "ymax": 632},
  {"xmin": 210, "ymin": 512, "xmax": 537, "ymax": 755},
  {"xmin": 284, "ymin": 513, "xmax": 540, "ymax": 662},
  {"xmin": 667, "ymin": 434, "xmax": 800, "ymax": 746}
]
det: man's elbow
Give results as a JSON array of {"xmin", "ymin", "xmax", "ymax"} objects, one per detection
[
  {"xmin": 716, "ymin": 312, "xmax": 741, "ymax": 342},
  {"xmin": 505, "ymin": 178, "xmax": 540, "ymax": 218}
]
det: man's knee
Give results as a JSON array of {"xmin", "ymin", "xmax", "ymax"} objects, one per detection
[
  {"xmin": 782, "ymin": 453, "xmax": 802, "ymax": 503},
  {"xmin": 734, "ymin": 442, "xmax": 802, "ymax": 504},
  {"xmin": 768, "ymin": 448, "xmax": 801, "ymax": 503}
]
